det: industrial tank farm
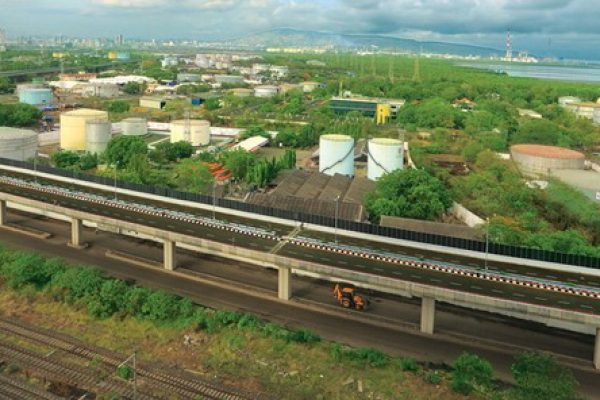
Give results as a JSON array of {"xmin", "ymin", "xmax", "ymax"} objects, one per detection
[
  {"xmin": 367, "ymin": 138, "xmax": 404, "ymax": 181},
  {"xmin": 85, "ymin": 120, "xmax": 112, "ymax": 154},
  {"xmin": 0, "ymin": 127, "xmax": 38, "ymax": 161},
  {"xmin": 121, "ymin": 118, "xmax": 148, "ymax": 136},
  {"xmin": 319, "ymin": 134, "xmax": 355, "ymax": 177},
  {"xmin": 60, "ymin": 109, "xmax": 109, "ymax": 151},
  {"xmin": 510, "ymin": 144, "xmax": 585, "ymax": 177},
  {"xmin": 170, "ymin": 120, "xmax": 210, "ymax": 146}
]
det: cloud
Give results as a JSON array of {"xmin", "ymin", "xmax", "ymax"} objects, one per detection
[{"xmin": 2, "ymin": 0, "xmax": 599, "ymax": 59}]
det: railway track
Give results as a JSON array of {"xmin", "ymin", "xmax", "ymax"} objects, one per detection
[
  {"xmin": 0, "ymin": 374, "xmax": 63, "ymax": 400},
  {"xmin": 0, "ymin": 316, "xmax": 258, "ymax": 400}
]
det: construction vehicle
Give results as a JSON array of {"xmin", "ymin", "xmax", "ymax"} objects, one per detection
[{"xmin": 333, "ymin": 284, "xmax": 370, "ymax": 311}]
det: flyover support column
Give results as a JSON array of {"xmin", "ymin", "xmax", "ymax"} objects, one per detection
[
  {"xmin": 164, "ymin": 239, "xmax": 176, "ymax": 271},
  {"xmin": 70, "ymin": 218, "xmax": 83, "ymax": 248},
  {"xmin": 278, "ymin": 266, "xmax": 291, "ymax": 300},
  {"xmin": 594, "ymin": 327, "xmax": 600, "ymax": 370},
  {"xmin": 420, "ymin": 297, "xmax": 436, "ymax": 334},
  {"xmin": 0, "ymin": 200, "xmax": 6, "ymax": 226}
]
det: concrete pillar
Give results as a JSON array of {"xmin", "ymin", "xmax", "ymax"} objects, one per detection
[
  {"xmin": 594, "ymin": 327, "xmax": 600, "ymax": 370},
  {"xmin": 70, "ymin": 218, "xmax": 82, "ymax": 247},
  {"xmin": 164, "ymin": 239, "xmax": 176, "ymax": 271},
  {"xmin": 278, "ymin": 266, "xmax": 292, "ymax": 300},
  {"xmin": 0, "ymin": 200, "xmax": 6, "ymax": 226},
  {"xmin": 420, "ymin": 297, "xmax": 436, "ymax": 334}
]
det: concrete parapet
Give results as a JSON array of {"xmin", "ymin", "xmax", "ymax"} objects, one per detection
[
  {"xmin": 0, "ymin": 199, "xmax": 5, "ymax": 225},
  {"xmin": 595, "ymin": 328, "xmax": 600, "ymax": 370}
]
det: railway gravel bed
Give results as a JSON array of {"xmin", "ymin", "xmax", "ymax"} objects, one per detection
[{"xmin": 0, "ymin": 316, "xmax": 259, "ymax": 400}]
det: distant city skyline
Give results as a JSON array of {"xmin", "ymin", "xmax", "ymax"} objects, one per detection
[{"xmin": 2, "ymin": 0, "xmax": 599, "ymax": 60}]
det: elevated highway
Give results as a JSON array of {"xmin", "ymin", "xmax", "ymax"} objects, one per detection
[{"xmin": 0, "ymin": 165, "xmax": 599, "ymax": 369}]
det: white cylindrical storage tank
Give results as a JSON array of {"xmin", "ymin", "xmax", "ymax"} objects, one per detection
[
  {"xmin": 60, "ymin": 109, "xmax": 109, "ymax": 151},
  {"xmin": 121, "ymin": 118, "xmax": 148, "ymax": 136},
  {"xmin": 367, "ymin": 138, "xmax": 404, "ymax": 180},
  {"xmin": 170, "ymin": 120, "xmax": 211, "ymax": 146},
  {"xmin": 254, "ymin": 85, "xmax": 279, "ymax": 98},
  {"xmin": 85, "ymin": 120, "xmax": 111, "ymax": 154},
  {"xmin": 319, "ymin": 134, "xmax": 355, "ymax": 177},
  {"xmin": 0, "ymin": 127, "xmax": 38, "ymax": 161}
]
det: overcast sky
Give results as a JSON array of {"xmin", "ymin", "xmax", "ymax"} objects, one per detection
[{"xmin": 2, "ymin": 0, "xmax": 599, "ymax": 60}]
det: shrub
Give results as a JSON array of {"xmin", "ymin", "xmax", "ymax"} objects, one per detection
[
  {"xmin": 116, "ymin": 365, "xmax": 133, "ymax": 380},
  {"xmin": 50, "ymin": 267, "xmax": 105, "ymax": 303},
  {"xmin": 124, "ymin": 286, "xmax": 151, "ymax": 316},
  {"xmin": 425, "ymin": 371, "xmax": 442, "ymax": 385},
  {"xmin": 141, "ymin": 291, "xmax": 183, "ymax": 322},
  {"xmin": 396, "ymin": 357, "xmax": 420, "ymax": 373},
  {"xmin": 1, "ymin": 252, "xmax": 52, "ymax": 289},
  {"xmin": 511, "ymin": 352, "xmax": 577, "ymax": 400},
  {"xmin": 87, "ymin": 279, "xmax": 129, "ymax": 318},
  {"xmin": 285, "ymin": 329, "xmax": 321, "ymax": 344},
  {"xmin": 451, "ymin": 352, "xmax": 493, "ymax": 395}
]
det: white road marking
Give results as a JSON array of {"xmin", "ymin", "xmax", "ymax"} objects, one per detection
[
  {"xmin": 450, "ymin": 282, "xmax": 462, "ymax": 287},
  {"xmin": 471, "ymin": 286, "xmax": 483, "ymax": 290},
  {"xmin": 558, "ymin": 301, "xmax": 571, "ymax": 305},
  {"xmin": 492, "ymin": 289, "xmax": 504, "ymax": 294},
  {"xmin": 535, "ymin": 297, "xmax": 548, "ymax": 301},
  {"xmin": 430, "ymin": 278, "xmax": 442, "ymax": 283},
  {"xmin": 580, "ymin": 305, "xmax": 593, "ymax": 310},
  {"xmin": 513, "ymin": 293, "xmax": 525, "ymax": 298}
]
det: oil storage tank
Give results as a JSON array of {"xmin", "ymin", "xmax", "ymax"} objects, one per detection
[
  {"xmin": 85, "ymin": 120, "xmax": 111, "ymax": 154},
  {"xmin": 319, "ymin": 134, "xmax": 355, "ymax": 177},
  {"xmin": 121, "ymin": 118, "xmax": 148, "ymax": 136},
  {"xmin": 18, "ymin": 87, "xmax": 53, "ymax": 106},
  {"xmin": 0, "ymin": 127, "xmax": 38, "ymax": 161},
  {"xmin": 60, "ymin": 109, "xmax": 109, "ymax": 151},
  {"xmin": 170, "ymin": 120, "xmax": 210, "ymax": 146},
  {"xmin": 510, "ymin": 144, "xmax": 585, "ymax": 177},
  {"xmin": 367, "ymin": 138, "xmax": 404, "ymax": 180}
]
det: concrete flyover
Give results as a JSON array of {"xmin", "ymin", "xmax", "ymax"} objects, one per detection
[{"xmin": 1, "ymin": 192, "xmax": 599, "ymax": 370}]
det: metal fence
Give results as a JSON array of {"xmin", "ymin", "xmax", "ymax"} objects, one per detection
[{"xmin": 1, "ymin": 157, "xmax": 599, "ymax": 269}]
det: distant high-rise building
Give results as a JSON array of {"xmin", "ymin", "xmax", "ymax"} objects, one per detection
[
  {"xmin": 0, "ymin": 28, "xmax": 6, "ymax": 46},
  {"xmin": 115, "ymin": 34, "xmax": 124, "ymax": 46},
  {"xmin": 505, "ymin": 30, "xmax": 513, "ymax": 60}
]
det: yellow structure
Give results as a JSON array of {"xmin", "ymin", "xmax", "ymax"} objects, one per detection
[
  {"xmin": 52, "ymin": 52, "xmax": 67, "ymax": 59},
  {"xmin": 108, "ymin": 51, "xmax": 118, "ymax": 60},
  {"xmin": 60, "ymin": 109, "xmax": 109, "ymax": 151},
  {"xmin": 376, "ymin": 104, "xmax": 391, "ymax": 125}
]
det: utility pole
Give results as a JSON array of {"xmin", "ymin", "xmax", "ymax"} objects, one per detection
[
  {"xmin": 484, "ymin": 217, "xmax": 490, "ymax": 271},
  {"xmin": 334, "ymin": 195, "xmax": 340, "ymax": 244}
]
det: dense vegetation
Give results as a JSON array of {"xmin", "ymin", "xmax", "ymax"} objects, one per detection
[
  {"xmin": 0, "ymin": 103, "xmax": 41, "ymax": 127},
  {"xmin": 0, "ymin": 245, "xmax": 581, "ymax": 399}
]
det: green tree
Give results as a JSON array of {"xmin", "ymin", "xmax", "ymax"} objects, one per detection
[
  {"xmin": 107, "ymin": 100, "xmax": 130, "ymax": 113},
  {"xmin": 239, "ymin": 126, "xmax": 270, "ymax": 141},
  {"xmin": 122, "ymin": 81, "xmax": 142, "ymax": 95},
  {"xmin": 0, "ymin": 103, "xmax": 41, "ymax": 127},
  {"xmin": 173, "ymin": 158, "xmax": 213, "ymax": 192},
  {"xmin": 78, "ymin": 153, "xmax": 98, "ymax": 170},
  {"xmin": 512, "ymin": 119, "xmax": 566, "ymax": 146},
  {"xmin": 204, "ymin": 98, "xmax": 221, "ymax": 111},
  {"xmin": 451, "ymin": 352, "xmax": 493, "ymax": 395},
  {"xmin": 221, "ymin": 149, "xmax": 256, "ymax": 180},
  {"xmin": 170, "ymin": 141, "xmax": 194, "ymax": 160},
  {"xmin": 141, "ymin": 291, "xmax": 183, "ymax": 321},
  {"xmin": 51, "ymin": 267, "xmax": 105, "ymax": 303},
  {"xmin": 87, "ymin": 279, "xmax": 129, "ymax": 318},
  {"xmin": 105, "ymin": 136, "xmax": 148, "ymax": 168},
  {"xmin": 511, "ymin": 352, "xmax": 577, "ymax": 400},
  {"xmin": 52, "ymin": 151, "xmax": 80, "ymax": 169},
  {"xmin": 0, "ymin": 77, "xmax": 14, "ymax": 94},
  {"xmin": 365, "ymin": 169, "xmax": 452, "ymax": 222}
]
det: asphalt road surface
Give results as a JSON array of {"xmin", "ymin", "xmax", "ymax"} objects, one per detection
[{"xmin": 0, "ymin": 210, "xmax": 599, "ymax": 398}]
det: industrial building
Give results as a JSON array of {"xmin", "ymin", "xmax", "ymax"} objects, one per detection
[
  {"xmin": 367, "ymin": 138, "xmax": 404, "ymax": 180},
  {"xmin": 0, "ymin": 127, "xmax": 38, "ymax": 161},
  {"xmin": 329, "ymin": 96, "xmax": 405, "ymax": 125},
  {"xmin": 177, "ymin": 73, "xmax": 201, "ymax": 82},
  {"xmin": 170, "ymin": 120, "xmax": 210, "ymax": 146},
  {"xmin": 558, "ymin": 96, "xmax": 581, "ymax": 107},
  {"xmin": 230, "ymin": 88, "xmax": 254, "ymax": 97},
  {"xmin": 80, "ymin": 83, "xmax": 120, "ymax": 98},
  {"xmin": 214, "ymin": 75, "xmax": 245, "ymax": 85},
  {"xmin": 269, "ymin": 65, "xmax": 289, "ymax": 79},
  {"xmin": 566, "ymin": 102, "xmax": 600, "ymax": 120},
  {"xmin": 319, "ymin": 134, "xmax": 355, "ymax": 177},
  {"xmin": 510, "ymin": 144, "xmax": 585, "ymax": 177},
  {"xmin": 85, "ymin": 120, "xmax": 111, "ymax": 154},
  {"xmin": 60, "ymin": 109, "xmax": 109, "ymax": 151},
  {"xmin": 518, "ymin": 109, "xmax": 543, "ymax": 119},
  {"xmin": 18, "ymin": 87, "xmax": 53, "ymax": 106},
  {"xmin": 139, "ymin": 96, "xmax": 167, "ymax": 110},
  {"xmin": 246, "ymin": 170, "xmax": 375, "ymax": 222},
  {"xmin": 121, "ymin": 118, "xmax": 148, "ymax": 136},
  {"xmin": 300, "ymin": 81, "xmax": 326, "ymax": 93},
  {"xmin": 254, "ymin": 85, "xmax": 279, "ymax": 98}
]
